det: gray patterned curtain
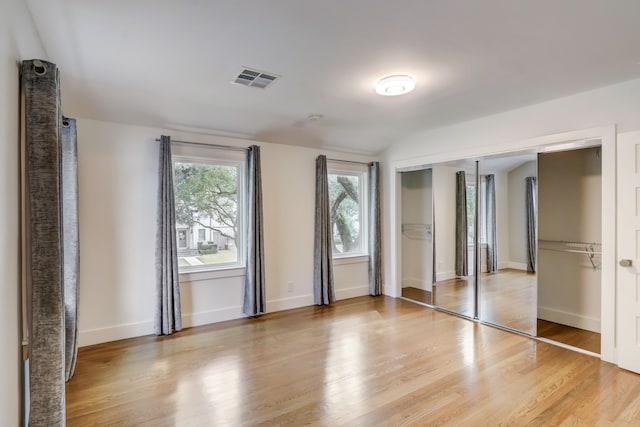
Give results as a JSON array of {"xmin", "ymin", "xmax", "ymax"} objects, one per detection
[
  {"xmin": 485, "ymin": 174, "xmax": 497, "ymax": 273},
  {"xmin": 21, "ymin": 59, "xmax": 66, "ymax": 426},
  {"xmin": 368, "ymin": 161, "xmax": 382, "ymax": 296},
  {"xmin": 62, "ymin": 117, "xmax": 80, "ymax": 381},
  {"xmin": 313, "ymin": 155, "xmax": 335, "ymax": 305},
  {"xmin": 155, "ymin": 135, "xmax": 182, "ymax": 335},
  {"xmin": 526, "ymin": 176, "xmax": 537, "ymax": 273},
  {"xmin": 243, "ymin": 145, "xmax": 266, "ymax": 316},
  {"xmin": 455, "ymin": 171, "xmax": 468, "ymax": 276}
]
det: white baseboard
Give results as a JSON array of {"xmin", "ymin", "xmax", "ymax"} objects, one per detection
[
  {"xmin": 79, "ymin": 286, "xmax": 370, "ymax": 347},
  {"xmin": 267, "ymin": 294, "xmax": 315, "ymax": 312},
  {"xmin": 436, "ymin": 271, "xmax": 456, "ymax": 282},
  {"xmin": 498, "ymin": 262, "xmax": 510, "ymax": 270},
  {"xmin": 182, "ymin": 306, "xmax": 243, "ymax": 328},
  {"xmin": 507, "ymin": 262, "xmax": 528, "ymax": 271},
  {"xmin": 335, "ymin": 285, "xmax": 370, "ymax": 299},
  {"xmin": 79, "ymin": 321, "xmax": 154, "ymax": 347},
  {"xmin": 538, "ymin": 306, "xmax": 600, "ymax": 333}
]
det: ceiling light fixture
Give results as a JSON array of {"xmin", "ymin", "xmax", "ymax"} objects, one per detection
[{"xmin": 375, "ymin": 74, "xmax": 415, "ymax": 96}]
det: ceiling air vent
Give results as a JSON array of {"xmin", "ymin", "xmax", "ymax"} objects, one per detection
[{"xmin": 232, "ymin": 67, "xmax": 280, "ymax": 89}]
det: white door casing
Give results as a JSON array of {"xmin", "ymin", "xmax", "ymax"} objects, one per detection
[{"xmin": 617, "ymin": 131, "xmax": 640, "ymax": 374}]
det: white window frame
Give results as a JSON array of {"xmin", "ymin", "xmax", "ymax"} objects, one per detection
[
  {"xmin": 327, "ymin": 164, "xmax": 369, "ymax": 259},
  {"xmin": 172, "ymin": 144, "xmax": 246, "ymax": 274}
]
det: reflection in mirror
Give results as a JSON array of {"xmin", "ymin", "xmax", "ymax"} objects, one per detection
[
  {"xmin": 430, "ymin": 162, "xmax": 476, "ymax": 318},
  {"xmin": 477, "ymin": 153, "xmax": 538, "ymax": 335}
]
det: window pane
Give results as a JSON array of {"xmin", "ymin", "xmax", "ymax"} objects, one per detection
[
  {"xmin": 466, "ymin": 184, "xmax": 475, "ymax": 243},
  {"xmin": 328, "ymin": 173, "xmax": 362, "ymax": 255},
  {"xmin": 174, "ymin": 162, "xmax": 239, "ymax": 269}
]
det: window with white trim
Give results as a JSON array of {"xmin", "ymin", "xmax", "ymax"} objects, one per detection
[
  {"xmin": 172, "ymin": 144, "xmax": 246, "ymax": 272},
  {"xmin": 466, "ymin": 175, "xmax": 487, "ymax": 245},
  {"xmin": 327, "ymin": 165, "xmax": 368, "ymax": 257}
]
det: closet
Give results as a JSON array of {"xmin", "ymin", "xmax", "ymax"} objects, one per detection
[
  {"xmin": 399, "ymin": 144, "xmax": 603, "ymax": 354},
  {"xmin": 537, "ymin": 147, "xmax": 602, "ymax": 353},
  {"xmin": 400, "ymin": 169, "xmax": 433, "ymax": 304}
]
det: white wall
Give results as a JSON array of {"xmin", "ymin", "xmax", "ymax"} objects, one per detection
[
  {"xmin": 538, "ymin": 148, "xmax": 602, "ymax": 332},
  {"xmin": 507, "ymin": 161, "xmax": 537, "ymax": 269},
  {"xmin": 1, "ymin": 1, "xmax": 46, "ymax": 425},
  {"xmin": 431, "ymin": 165, "xmax": 458, "ymax": 281},
  {"xmin": 76, "ymin": 118, "xmax": 377, "ymax": 346},
  {"xmin": 401, "ymin": 169, "xmax": 433, "ymax": 291},
  {"xmin": 494, "ymin": 171, "xmax": 510, "ymax": 270}
]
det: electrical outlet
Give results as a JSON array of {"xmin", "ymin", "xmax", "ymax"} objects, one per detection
[{"xmin": 287, "ymin": 281, "xmax": 294, "ymax": 293}]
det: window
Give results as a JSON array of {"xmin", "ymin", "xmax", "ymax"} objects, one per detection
[
  {"xmin": 172, "ymin": 146, "xmax": 245, "ymax": 272},
  {"xmin": 466, "ymin": 176, "xmax": 487, "ymax": 244},
  {"xmin": 466, "ymin": 183, "xmax": 476, "ymax": 244},
  {"xmin": 328, "ymin": 167, "xmax": 368, "ymax": 257}
]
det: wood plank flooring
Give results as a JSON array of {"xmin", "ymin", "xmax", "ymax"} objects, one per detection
[
  {"xmin": 66, "ymin": 296, "xmax": 640, "ymax": 426},
  {"xmin": 401, "ymin": 286, "xmax": 432, "ymax": 304},
  {"xmin": 537, "ymin": 318, "xmax": 601, "ymax": 354}
]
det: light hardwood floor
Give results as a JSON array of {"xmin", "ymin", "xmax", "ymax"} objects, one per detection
[
  {"xmin": 66, "ymin": 296, "xmax": 640, "ymax": 426},
  {"xmin": 431, "ymin": 269, "xmax": 600, "ymax": 351}
]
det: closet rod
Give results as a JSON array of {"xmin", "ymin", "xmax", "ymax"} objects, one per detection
[
  {"xmin": 538, "ymin": 239, "xmax": 601, "ymax": 247},
  {"xmin": 156, "ymin": 138, "xmax": 248, "ymax": 152},
  {"xmin": 538, "ymin": 247, "xmax": 602, "ymax": 256}
]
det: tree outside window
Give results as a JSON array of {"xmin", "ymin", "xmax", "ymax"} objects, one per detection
[
  {"xmin": 328, "ymin": 171, "xmax": 366, "ymax": 256},
  {"xmin": 173, "ymin": 160, "xmax": 242, "ymax": 269}
]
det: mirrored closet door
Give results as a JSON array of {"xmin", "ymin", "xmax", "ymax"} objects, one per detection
[
  {"xmin": 476, "ymin": 153, "xmax": 538, "ymax": 335},
  {"xmin": 399, "ymin": 143, "xmax": 603, "ymax": 354},
  {"xmin": 430, "ymin": 161, "xmax": 478, "ymax": 318}
]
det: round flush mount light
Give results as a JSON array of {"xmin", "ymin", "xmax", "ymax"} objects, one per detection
[{"xmin": 375, "ymin": 74, "xmax": 415, "ymax": 96}]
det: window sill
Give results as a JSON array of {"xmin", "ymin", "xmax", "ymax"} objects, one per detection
[
  {"xmin": 333, "ymin": 255, "xmax": 369, "ymax": 266},
  {"xmin": 179, "ymin": 266, "xmax": 245, "ymax": 283}
]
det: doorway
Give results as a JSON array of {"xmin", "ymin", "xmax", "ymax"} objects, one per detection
[{"xmin": 400, "ymin": 169, "xmax": 434, "ymax": 305}]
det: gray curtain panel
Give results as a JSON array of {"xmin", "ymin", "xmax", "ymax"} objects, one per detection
[
  {"xmin": 155, "ymin": 135, "xmax": 182, "ymax": 335},
  {"xmin": 368, "ymin": 161, "xmax": 382, "ymax": 296},
  {"xmin": 526, "ymin": 176, "xmax": 538, "ymax": 273},
  {"xmin": 313, "ymin": 155, "xmax": 335, "ymax": 305},
  {"xmin": 455, "ymin": 171, "xmax": 468, "ymax": 276},
  {"xmin": 22, "ymin": 59, "xmax": 66, "ymax": 427},
  {"xmin": 485, "ymin": 174, "xmax": 498, "ymax": 273},
  {"xmin": 61, "ymin": 117, "xmax": 80, "ymax": 381},
  {"xmin": 243, "ymin": 145, "xmax": 266, "ymax": 316}
]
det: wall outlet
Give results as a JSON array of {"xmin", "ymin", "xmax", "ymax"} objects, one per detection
[{"xmin": 287, "ymin": 281, "xmax": 294, "ymax": 293}]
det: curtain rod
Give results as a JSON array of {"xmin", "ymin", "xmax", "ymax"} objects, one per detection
[
  {"xmin": 156, "ymin": 138, "xmax": 248, "ymax": 152},
  {"xmin": 327, "ymin": 158, "xmax": 371, "ymax": 166}
]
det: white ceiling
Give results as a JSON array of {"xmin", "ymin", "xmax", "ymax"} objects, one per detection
[{"xmin": 26, "ymin": 0, "xmax": 640, "ymax": 155}]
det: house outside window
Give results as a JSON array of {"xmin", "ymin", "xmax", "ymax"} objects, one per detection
[
  {"xmin": 172, "ymin": 144, "xmax": 246, "ymax": 272},
  {"xmin": 327, "ymin": 165, "xmax": 368, "ymax": 257}
]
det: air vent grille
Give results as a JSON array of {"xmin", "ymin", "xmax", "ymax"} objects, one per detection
[{"xmin": 232, "ymin": 67, "xmax": 280, "ymax": 89}]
